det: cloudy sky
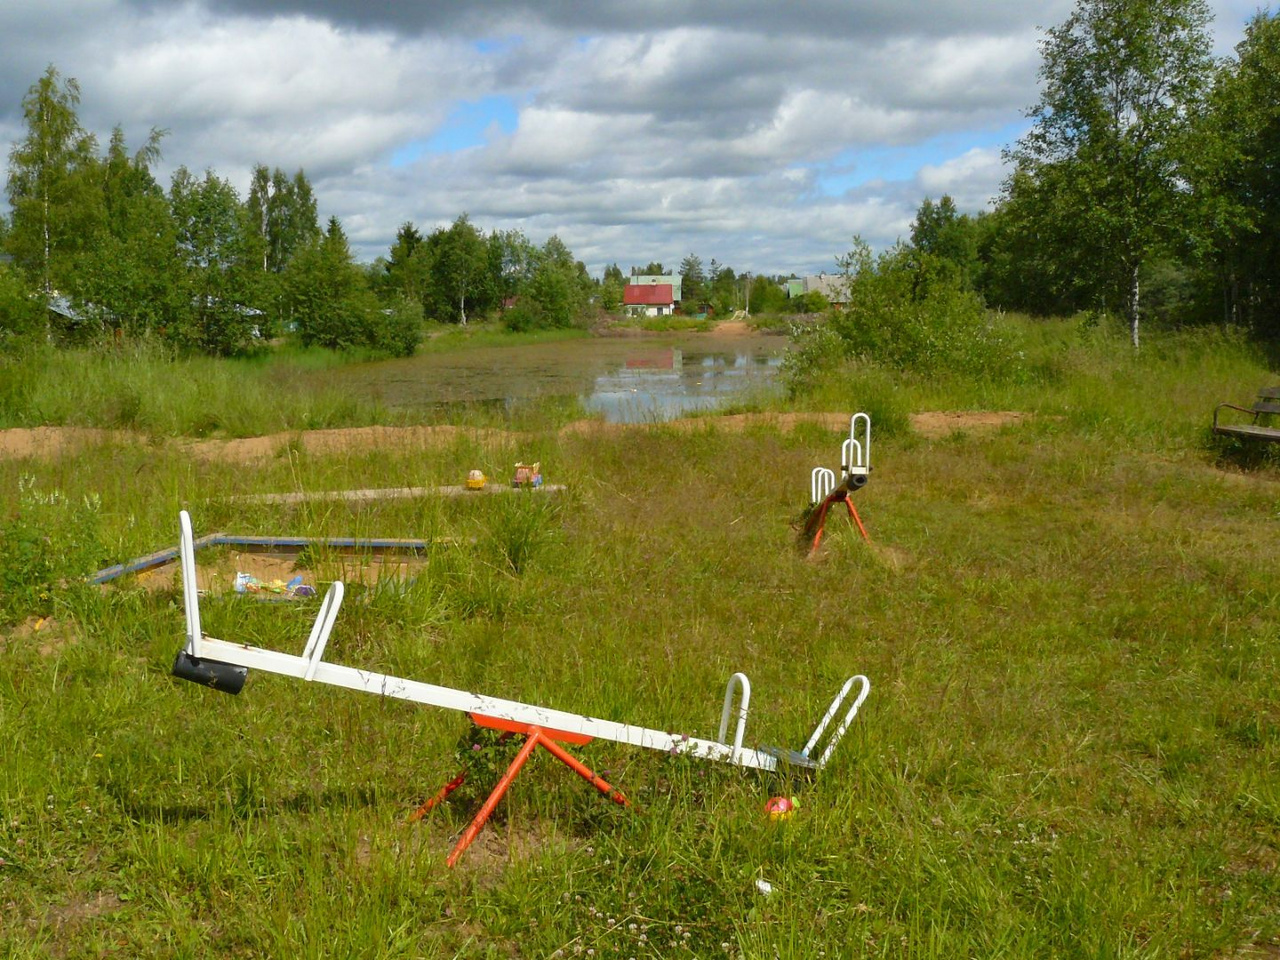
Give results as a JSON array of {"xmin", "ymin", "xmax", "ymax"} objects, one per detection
[{"xmin": 0, "ymin": 0, "xmax": 1264, "ymax": 276}]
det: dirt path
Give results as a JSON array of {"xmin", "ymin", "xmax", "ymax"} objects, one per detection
[
  {"xmin": 0, "ymin": 411, "xmax": 1032, "ymax": 464},
  {"xmin": 910, "ymin": 410, "xmax": 1029, "ymax": 439}
]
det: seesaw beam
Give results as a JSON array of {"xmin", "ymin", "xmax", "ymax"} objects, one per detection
[{"xmin": 189, "ymin": 635, "xmax": 787, "ymax": 771}]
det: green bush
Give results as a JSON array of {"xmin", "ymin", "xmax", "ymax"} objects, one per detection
[
  {"xmin": 0, "ymin": 475, "xmax": 106, "ymax": 625},
  {"xmin": 0, "ymin": 263, "xmax": 46, "ymax": 348},
  {"xmin": 784, "ymin": 239, "xmax": 1024, "ymax": 392},
  {"xmin": 501, "ymin": 298, "xmax": 544, "ymax": 332},
  {"xmin": 370, "ymin": 294, "xmax": 423, "ymax": 357}
]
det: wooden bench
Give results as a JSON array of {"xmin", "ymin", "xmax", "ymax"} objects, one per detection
[{"xmin": 1214, "ymin": 386, "xmax": 1280, "ymax": 443}]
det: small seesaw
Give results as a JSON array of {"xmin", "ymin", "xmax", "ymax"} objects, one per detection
[
  {"xmin": 169, "ymin": 510, "xmax": 870, "ymax": 865},
  {"xmin": 803, "ymin": 413, "xmax": 872, "ymax": 555}
]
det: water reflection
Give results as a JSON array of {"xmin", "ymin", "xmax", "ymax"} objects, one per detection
[
  {"xmin": 324, "ymin": 334, "xmax": 787, "ymax": 423},
  {"xmin": 583, "ymin": 346, "xmax": 784, "ymax": 422}
]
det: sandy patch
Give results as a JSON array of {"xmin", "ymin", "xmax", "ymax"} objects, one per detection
[
  {"xmin": 1, "ymin": 411, "xmax": 1033, "ymax": 465},
  {"xmin": 126, "ymin": 550, "xmax": 428, "ymax": 595},
  {"xmin": 910, "ymin": 410, "xmax": 1029, "ymax": 439},
  {"xmin": 0, "ymin": 427, "xmax": 128, "ymax": 460},
  {"xmin": 179, "ymin": 424, "xmax": 514, "ymax": 465},
  {"xmin": 49, "ymin": 891, "xmax": 123, "ymax": 926},
  {"xmin": 0, "ymin": 615, "xmax": 75, "ymax": 656}
]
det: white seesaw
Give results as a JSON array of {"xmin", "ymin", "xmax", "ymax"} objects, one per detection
[
  {"xmin": 805, "ymin": 413, "xmax": 873, "ymax": 554},
  {"xmin": 170, "ymin": 510, "xmax": 870, "ymax": 864}
]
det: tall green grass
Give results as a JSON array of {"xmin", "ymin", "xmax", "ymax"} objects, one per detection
[
  {"xmin": 0, "ymin": 338, "xmax": 598, "ymax": 437},
  {"xmin": 800, "ymin": 314, "xmax": 1275, "ymax": 456},
  {"xmin": 0, "ymin": 322, "xmax": 1278, "ymax": 957},
  {"xmin": 0, "ymin": 341, "xmax": 389, "ymax": 436}
]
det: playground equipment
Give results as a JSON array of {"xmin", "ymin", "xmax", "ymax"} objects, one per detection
[
  {"xmin": 168, "ymin": 511, "xmax": 870, "ymax": 865},
  {"xmin": 803, "ymin": 413, "xmax": 872, "ymax": 555}
]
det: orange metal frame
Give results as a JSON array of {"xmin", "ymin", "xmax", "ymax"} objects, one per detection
[
  {"xmin": 808, "ymin": 487, "xmax": 870, "ymax": 555},
  {"xmin": 412, "ymin": 713, "xmax": 630, "ymax": 867}
]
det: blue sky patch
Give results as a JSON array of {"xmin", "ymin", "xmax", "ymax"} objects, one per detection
[
  {"xmin": 389, "ymin": 95, "xmax": 520, "ymax": 167},
  {"xmin": 814, "ymin": 120, "xmax": 1029, "ymax": 197},
  {"xmin": 473, "ymin": 37, "xmax": 522, "ymax": 56}
]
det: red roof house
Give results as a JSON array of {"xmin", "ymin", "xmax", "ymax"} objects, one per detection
[{"xmin": 623, "ymin": 283, "xmax": 675, "ymax": 316}]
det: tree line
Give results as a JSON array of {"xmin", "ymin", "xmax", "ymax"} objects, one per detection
[
  {"xmin": 900, "ymin": 0, "xmax": 1280, "ymax": 348},
  {"xmin": 4, "ymin": 0, "xmax": 1279, "ymax": 357},
  {"xmin": 0, "ymin": 67, "xmax": 603, "ymax": 355}
]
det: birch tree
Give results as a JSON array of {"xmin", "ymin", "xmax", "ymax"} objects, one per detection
[
  {"xmin": 5, "ymin": 66, "xmax": 101, "ymax": 293},
  {"xmin": 1009, "ymin": 0, "xmax": 1214, "ymax": 347}
]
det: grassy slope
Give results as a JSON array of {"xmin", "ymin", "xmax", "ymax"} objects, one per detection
[
  {"xmin": 1, "ymin": 318, "xmax": 1278, "ymax": 958},
  {"xmin": 0, "ymin": 324, "xmax": 592, "ymax": 438}
]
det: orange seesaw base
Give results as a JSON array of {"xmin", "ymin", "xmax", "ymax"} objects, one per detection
[
  {"xmin": 410, "ymin": 713, "xmax": 630, "ymax": 867},
  {"xmin": 809, "ymin": 489, "xmax": 870, "ymax": 555}
]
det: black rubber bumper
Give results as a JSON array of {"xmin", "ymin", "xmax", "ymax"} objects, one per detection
[{"xmin": 172, "ymin": 649, "xmax": 248, "ymax": 695}]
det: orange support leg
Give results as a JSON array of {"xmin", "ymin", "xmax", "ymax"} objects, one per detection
[
  {"xmin": 808, "ymin": 489, "xmax": 871, "ymax": 555},
  {"xmin": 845, "ymin": 498, "xmax": 870, "ymax": 542},
  {"xmin": 438, "ymin": 723, "xmax": 632, "ymax": 867},
  {"xmin": 808, "ymin": 499, "xmax": 832, "ymax": 554},
  {"xmin": 447, "ymin": 730, "xmax": 542, "ymax": 867},
  {"xmin": 408, "ymin": 769, "xmax": 468, "ymax": 823},
  {"xmin": 539, "ymin": 735, "xmax": 630, "ymax": 807}
]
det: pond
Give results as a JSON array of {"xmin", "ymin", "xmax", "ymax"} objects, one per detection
[{"xmin": 325, "ymin": 333, "xmax": 790, "ymax": 422}]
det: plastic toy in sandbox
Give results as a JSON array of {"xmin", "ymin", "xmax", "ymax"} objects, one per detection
[
  {"xmin": 802, "ymin": 413, "xmax": 872, "ymax": 555},
  {"xmin": 511, "ymin": 461, "xmax": 542, "ymax": 488},
  {"xmin": 166, "ymin": 510, "xmax": 871, "ymax": 866}
]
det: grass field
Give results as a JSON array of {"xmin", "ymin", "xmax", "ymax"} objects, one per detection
[{"xmin": 1, "ymin": 317, "xmax": 1278, "ymax": 958}]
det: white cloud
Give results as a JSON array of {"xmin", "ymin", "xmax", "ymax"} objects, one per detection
[
  {"xmin": 917, "ymin": 146, "xmax": 1009, "ymax": 208},
  {"xmin": 0, "ymin": 0, "xmax": 1262, "ymax": 274}
]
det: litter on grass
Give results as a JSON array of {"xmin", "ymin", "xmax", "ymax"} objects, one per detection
[{"xmin": 234, "ymin": 572, "xmax": 316, "ymax": 599}]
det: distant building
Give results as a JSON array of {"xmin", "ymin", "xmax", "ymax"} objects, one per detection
[
  {"xmin": 789, "ymin": 273, "xmax": 849, "ymax": 307},
  {"xmin": 623, "ymin": 283, "xmax": 676, "ymax": 317},
  {"xmin": 629, "ymin": 274, "xmax": 682, "ymax": 302}
]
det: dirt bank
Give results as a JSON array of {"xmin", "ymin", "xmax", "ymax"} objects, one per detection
[{"xmin": 0, "ymin": 411, "xmax": 1032, "ymax": 464}]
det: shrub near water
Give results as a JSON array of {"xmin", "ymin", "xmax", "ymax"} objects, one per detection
[
  {"xmin": 784, "ymin": 240, "xmax": 1022, "ymax": 393},
  {"xmin": 0, "ymin": 339, "xmax": 381, "ymax": 436}
]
